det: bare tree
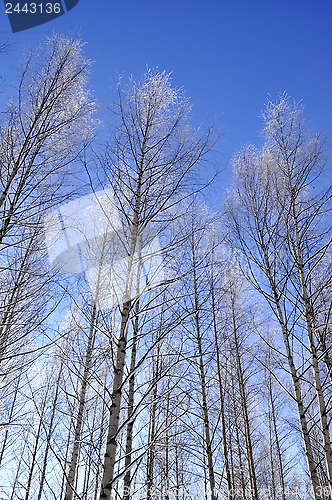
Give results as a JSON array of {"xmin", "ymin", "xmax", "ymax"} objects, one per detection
[
  {"xmin": 98, "ymin": 70, "xmax": 215, "ymax": 499},
  {"xmin": 0, "ymin": 33, "xmax": 95, "ymax": 376},
  {"xmin": 226, "ymin": 94, "xmax": 332, "ymax": 500},
  {"xmin": 0, "ymin": 33, "xmax": 94, "ymax": 246}
]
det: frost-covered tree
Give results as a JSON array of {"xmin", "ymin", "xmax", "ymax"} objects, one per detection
[
  {"xmin": 0, "ymin": 34, "xmax": 95, "ymax": 370},
  {"xmin": 98, "ymin": 70, "xmax": 216, "ymax": 499},
  {"xmin": 226, "ymin": 94, "xmax": 332, "ymax": 500}
]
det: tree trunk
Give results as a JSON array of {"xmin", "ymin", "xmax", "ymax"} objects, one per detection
[
  {"xmin": 100, "ymin": 299, "xmax": 131, "ymax": 499},
  {"xmin": 37, "ymin": 361, "xmax": 64, "ymax": 500},
  {"xmin": 24, "ymin": 387, "xmax": 48, "ymax": 500},
  {"xmin": 231, "ymin": 295, "xmax": 259, "ymax": 500},
  {"xmin": 123, "ymin": 300, "xmax": 140, "ymax": 500},
  {"xmin": 65, "ymin": 303, "xmax": 98, "ymax": 500},
  {"xmin": 274, "ymin": 294, "xmax": 321, "ymax": 498},
  {"xmin": 261, "ymin": 241, "xmax": 321, "ymax": 499},
  {"xmin": 146, "ymin": 346, "xmax": 160, "ymax": 500},
  {"xmin": 192, "ymin": 234, "xmax": 217, "ymax": 500},
  {"xmin": 210, "ymin": 254, "xmax": 232, "ymax": 499},
  {"xmin": 94, "ymin": 371, "xmax": 109, "ymax": 500}
]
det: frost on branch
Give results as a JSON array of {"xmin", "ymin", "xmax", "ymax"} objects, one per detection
[{"xmin": 19, "ymin": 33, "xmax": 96, "ymax": 157}]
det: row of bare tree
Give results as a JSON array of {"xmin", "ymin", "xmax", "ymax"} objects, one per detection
[{"xmin": 0, "ymin": 35, "xmax": 332, "ymax": 500}]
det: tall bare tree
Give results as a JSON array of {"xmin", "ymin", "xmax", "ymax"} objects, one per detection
[
  {"xmin": 226, "ymin": 94, "xmax": 332, "ymax": 500},
  {"xmin": 0, "ymin": 33, "xmax": 95, "ymax": 374},
  {"xmin": 98, "ymin": 70, "xmax": 215, "ymax": 499}
]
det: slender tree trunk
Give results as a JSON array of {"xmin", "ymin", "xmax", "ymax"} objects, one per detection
[
  {"xmin": 210, "ymin": 255, "xmax": 232, "ymax": 499},
  {"xmin": 146, "ymin": 346, "xmax": 160, "ymax": 500},
  {"xmin": 191, "ymin": 235, "xmax": 217, "ymax": 500},
  {"xmin": 264, "ymin": 350, "xmax": 286, "ymax": 500},
  {"xmin": 268, "ymin": 406, "xmax": 277, "ymax": 500},
  {"xmin": 82, "ymin": 403, "xmax": 98, "ymax": 500},
  {"xmin": 227, "ymin": 411, "xmax": 235, "ymax": 495},
  {"xmin": 37, "ymin": 361, "xmax": 64, "ymax": 500},
  {"xmin": 233, "ymin": 403, "xmax": 247, "ymax": 500},
  {"xmin": 123, "ymin": 300, "xmax": 140, "ymax": 500},
  {"xmin": 271, "ymin": 390, "xmax": 286, "ymax": 500},
  {"xmin": 0, "ymin": 371, "xmax": 21, "ymax": 467},
  {"xmin": 60, "ymin": 422, "xmax": 74, "ymax": 499},
  {"xmin": 94, "ymin": 371, "xmax": 109, "ymax": 500},
  {"xmin": 175, "ymin": 436, "xmax": 181, "ymax": 500},
  {"xmin": 164, "ymin": 385, "xmax": 170, "ymax": 500},
  {"xmin": 100, "ymin": 299, "xmax": 131, "ymax": 498},
  {"xmin": 316, "ymin": 331, "xmax": 332, "ymax": 388},
  {"xmin": 196, "ymin": 330, "xmax": 217, "ymax": 500},
  {"xmin": 274, "ymin": 295, "xmax": 321, "ymax": 498},
  {"xmin": 10, "ymin": 433, "xmax": 28, "ymax": 500},
  {"xmin": 65, "ymin": 303, "xmax": 98, "ymax": 500},
  {"xmin": 231, "ymin": 295, "xmax": 259, "ymax": 500},
  {"xmin": 25, "ymin": 389, "xmax": 48, "ymax": 500}
]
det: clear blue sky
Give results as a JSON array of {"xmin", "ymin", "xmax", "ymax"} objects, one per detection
[{"xmin": 1, "ymin": 0, "xmax": 332, "ymax": 161}]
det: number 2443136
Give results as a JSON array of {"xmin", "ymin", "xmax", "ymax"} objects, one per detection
[{"xmin": 6, "ymin": 3, "xmax": 62, "ymax": 14}]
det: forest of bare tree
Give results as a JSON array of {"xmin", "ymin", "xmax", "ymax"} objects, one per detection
[{"xmin": 1, "ymin": 35, "xmax": 332, "ymax": 500}]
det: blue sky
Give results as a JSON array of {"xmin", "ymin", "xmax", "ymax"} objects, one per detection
[{"xmin": 1, "ymin": 0, "xmax": 332, "ymax": 163}]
